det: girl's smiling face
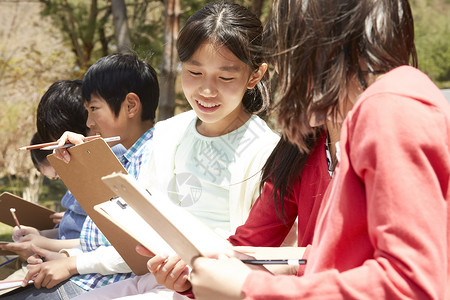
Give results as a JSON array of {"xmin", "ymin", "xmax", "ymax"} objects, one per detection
[{"xmin": 181, "ymin": 42, "xmax": 265, "ymax": 137}]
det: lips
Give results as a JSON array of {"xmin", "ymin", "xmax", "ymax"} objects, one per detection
[
  {"xmin": 196, "ymin": 100, "xmax": 220, "ymax": 113},
  {"xmin": 197, "ymin": 99, "xmax": 219, "ymax": 107}
]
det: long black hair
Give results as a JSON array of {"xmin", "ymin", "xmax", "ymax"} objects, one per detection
[
  {"xmin": 265, "ymin": 0, "xmax": 417, "ymax": 152},
  {"xmin": 260, "ymin": 129, "xmax": 323, "ymax": 221},
  {"xmin": 177, "ymin": 1, "xmax": 268, "ymax": 113}
]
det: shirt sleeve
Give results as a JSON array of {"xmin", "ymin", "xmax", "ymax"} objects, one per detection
[
  {"xmin": 76, "ymin": 245, "xmax": 132, "ymax": 275},
  {"xmin": 242, "ymin": 94, "xmax": 449, "ymax": 299},
  {"xmin": 229, "ymin": 181, "xmax": 298, "ymax": 247},
  {"xmin": 59, "ymin": 244, "xmax": 83, "ymax": 257}
]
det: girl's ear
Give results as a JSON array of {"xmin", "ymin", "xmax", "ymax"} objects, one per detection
[
  {"xmin": 125, "ymin": 93, "xmax": 141, "ymax": 118},
  {"xmin": 247, "ymin": 63, "xmax": 268, "ymax": 89}
]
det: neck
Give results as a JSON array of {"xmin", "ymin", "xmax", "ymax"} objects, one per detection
[
  {"xmin": 196, "ymin": 110, "xmax": 251, "ymax": 137},
  {"xmin": 326, "ymin": 120, "xmax": 341, "ymax": 167},
  {"xmin": 121, "ymin": 120, "xmax": 153, "ymax": 149}
]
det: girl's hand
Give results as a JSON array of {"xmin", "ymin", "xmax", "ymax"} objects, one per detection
[
  {"xmin": 0, "ymin": 241, "xmax": 34, "ymax": 260},
  {"xmin": 53, "ymin": 131, "xmax": 86, "ymax": 163},
  {"xmin": 27, "ymin": 244, "xmax": 67, "ymax": 265},
  {"xmin": 12, "ymin": 225, "xmax": 40, "ymax": 242},
  {"xmin": 190, "ymin": 256, "xmax": 250, "ymax": 300},
  {"xmin": 49, "ymin": 212, "xmax": 65, "ymax": 224},
  {"xmin": 16, "ymin": 233, "xmax": 50, "ymax": 249},
  {"xmin": 1, "ymin": 235, "xmax": 64, "ymax": 260},
  {"xmin": 135, "ymin": 244, "xmax": 191, "ymax": 293},
  {"xmin": 147, "ymin": 254, "xmax": 191, "ymax": 293},
  {"xmin": 23, "ymin": 255, "xmax": 77, "ymax": 289}
]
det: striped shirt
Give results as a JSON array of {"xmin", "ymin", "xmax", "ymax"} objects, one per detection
[{"xmin": 71, "ymin": 128, "xmax": 154, "ymax": 291}]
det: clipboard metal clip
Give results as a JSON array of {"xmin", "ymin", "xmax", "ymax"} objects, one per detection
[{"xmin": 111, "ymin": 196, "xmax": 128, "ymax": 209}]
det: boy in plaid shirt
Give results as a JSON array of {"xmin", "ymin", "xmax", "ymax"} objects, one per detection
[{"xmin": 4, "ymin": 53, "xmax": 159, "ymax": 300}]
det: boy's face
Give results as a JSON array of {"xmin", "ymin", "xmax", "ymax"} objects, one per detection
[{"xmin": 85, "ymin": 95, "xmax": 127, "ymax": 146}]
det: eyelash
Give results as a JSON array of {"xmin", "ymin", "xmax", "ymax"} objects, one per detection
[{"xmin": 188, "ymin": 71, "xmax": 234, "ymax": 81}]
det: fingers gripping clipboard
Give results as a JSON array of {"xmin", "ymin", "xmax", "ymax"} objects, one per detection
[
  {"xmin": 47, "ymin": 139, "xmax": 149, "ymax": 275},
  {"xmin": 101, "ymin": 172, "xmax": 232, "ymax": 267}
]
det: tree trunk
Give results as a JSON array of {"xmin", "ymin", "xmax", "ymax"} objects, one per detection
[
  {"xmin": 111, "ymin": 0, "xmax": 132, "ymax": 53},
  {"xmin": 22, "ymin": 170, "xmax": 43, "ymax": 204},
  {"xmin": 98, "ymin": 7, "xmax": 112, "ymax": 57},
  {"xmin": 62, "ymin": 0, "xmax": 85, "ymax": 67},
  {"xmin": 158, "ymin": 0, "xmax": 180, "ymax": 121},
  {"xmin": 82, "ymin": 0, "xmax": 98, "ymax": 66},
  {"xmin": 61, "ymin": 0, "xmax": 98, "ymax": 69}
]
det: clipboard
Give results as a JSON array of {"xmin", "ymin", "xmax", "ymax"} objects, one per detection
[
  {"xmin": 101, "ymin": 172, "xmax": 232, "ymax": 267},
  {"xmin": 0, "ymin": 192, "xmax": 55, "ymax": 230},
  {"xmin": 0, "ymin": 241, "xmax": 15, "ymax": 256},
  {"xmin": 94, "ymin": 198, "xmax": 175, "ymax": 258},
  {"xmin": 47, "ymin": 139, "xmax": 149, "ymax": 275}
]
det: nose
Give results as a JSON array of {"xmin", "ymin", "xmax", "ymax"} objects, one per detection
[
  {"xmin": 198, "ymin": 77, "xmax": 218, "ymax": 98},
  {"xmin": 86, "ymin": 112, "xmax": 95, "ymax": 129}
]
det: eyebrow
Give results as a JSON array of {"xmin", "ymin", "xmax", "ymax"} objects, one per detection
[
  {"xmin": 186, "ymin": 60, "xmax": 242, "ymax": 73},
  {"xmin": 85, "ymin": 97, "xmax": 100, "ymax": 104}
]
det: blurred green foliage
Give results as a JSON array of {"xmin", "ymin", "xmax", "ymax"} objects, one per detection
[
  {"xmin": 0, "ymin": 176, "xmax": 66, "ymax": 210},
  {"xmin": 0, "ymin": 176, "xmax": 66, "ymax": 240},
  {"xmin": 35, "ymin": 0, "xmax": 273, "ymax": 72},
  {"xmin": 0, "ymin": 224, "xmax": 12, "ymax": 241},
  {"xmin": 412, "ymin": 0, "xmax": 450, "ymax": 88}
]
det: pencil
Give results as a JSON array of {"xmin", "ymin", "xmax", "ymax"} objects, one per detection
[
  {"xmin": 40, "ymin": 136, "xmax": 120, "ymax": 150},
  {"xmin": 17, "ymin": 135, "xmax": 102, "ymax": 151},
  {"xmin": 241, "ymin": 259, "xmax": 306, "ymax": 265},
  {"xmin": 10, "ymin": 208, "xmax": 21, "ymax": 229},
  {"xmin": 40, "ymin": 136, "xmax": 121, "ymax": 150}
]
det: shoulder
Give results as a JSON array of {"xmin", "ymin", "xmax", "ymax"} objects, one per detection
[
  {"xmin": 235, "ymin": 115, "xmax": 280, "ymax": 160},
  {"xmin": 151, "ymin": 110, "xmax": 196, "ymax": 145},
  {"xmin": 152, "ymin": 111, "xmax": 196, "ymax": 143},
  {"xmin": 246, "ymin": 115, "xmax": 280, "ymax": 143},
  {"xmin": 359, "ymin": 66, "xmax": 448, "ymax": 112},
  {"xmin": 234, "ymin": 115, "xmax": 279, "ymax": 165},
  {"xmin": 349, "ymin": 66, "xmax": 449, "ymax": 132},
  {"xmin": 154, "ymin": 110, "xmax": 196, "ymax": 130},
  {"xmin": 343, "ymin": 67, "xmax": 450, "ymax": 165}
]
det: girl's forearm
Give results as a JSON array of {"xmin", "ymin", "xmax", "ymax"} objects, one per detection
[{"xmin": 36, "ymin": 237, "xmax": 80, "ymax": 252}]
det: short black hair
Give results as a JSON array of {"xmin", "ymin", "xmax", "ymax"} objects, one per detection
[
  {"xmin": 30, "ymin": 132, "xmax": 52, "ymax": 170},
  {"xmin": 36, "ymin": 80, "xmax": 88, "ymax": 142},
  {"xmin": 82, "ymin": 53, "xmax": 159, "ymax": 123}
]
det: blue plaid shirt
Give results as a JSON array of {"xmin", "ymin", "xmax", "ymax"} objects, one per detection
[{"xmin": 71, "ymin": 128, "xmax": 154, "ymax": 291}]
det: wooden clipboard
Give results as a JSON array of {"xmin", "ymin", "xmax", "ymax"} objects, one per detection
[
  {"xmin": 0, "ymin": 241, "xmax": 15, "ymax": 255},
  {"xmin": 47, "ymin": 139, "xmax": 149, "ymax": 275},
  {"xmin": 101, "ymin": 172, "xmax": 232, "ymax": 267},
  {"xmin": 0, "ymin": 192, "xmax": 55, "ymax": 230},
  {"xmin": 94, "ymin": 198, "xmax": 175, "ymax": 259}
]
